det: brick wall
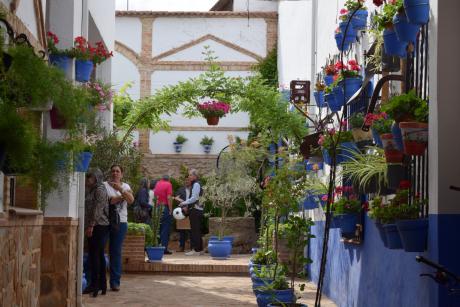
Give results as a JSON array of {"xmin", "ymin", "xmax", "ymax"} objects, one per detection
[
  {"xmin": 40, "ymin": 217, "xmax": 78, "ymax": 307},
  {"xmin": 122, "ymin": 234, "xmax": 145, "ymax": 264},
  {"xmin": 142, "ymin": 153, "xmax": 218, "ymax": 179},
  {"xmin": 0, "ymin": 213, "xmax": 43, "ymax": 307}
]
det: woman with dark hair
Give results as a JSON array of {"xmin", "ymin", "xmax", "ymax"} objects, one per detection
[
  {"xmin": 103, "ymin": 164, "xmax": 134, "ymax": 292},
  {"xmin": 133, "ymin": 178, "xmax": 151, "ymax": 224},
  {"xmin": 84, "ymin": 168, "xmax": 109, "ymax": 297}
]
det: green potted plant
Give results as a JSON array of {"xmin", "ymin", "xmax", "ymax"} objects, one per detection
[
  {"xmin": 371, "ymin": 113, "xmax": 403, "ymax": 163},
  {"xmin": 318, "ymin": 128, "xmax": 357, "ymax": 165},
  {"xmin": 395, "ymin": 198, "xmax": 428, "ymax": 252},
  {"xmin": 331, "ymin": 187, "xmax": 362, "ymax": 237},
  {"xmin": 373, "ymin": 0, "xmax": 406, "ymax": 57},
  {"xmin": 145, "ymin": 198, "xmax": 165, "ymax": 261},
  {"xmin": 200, "ymin": 135, "xmax": 214, "ymax": 153},
  {"xmin": 345, "ymin": 0, "xmax": 368, "ymax": 30},
  {"xmin": 47, "ymin": 31, "xmax": 73, "ymax": 72},
  {"xmin": 348, "ymin": 112, "xmax": 372, "ymax": 143},
  {"xmin": 173, "ymin": 134, "xmax": 187, "ymax": 153},
  {"xmin": 72, "ymin": 36, "xmax": 113, "ymax": 82},
  {"xmin": 197, "ymin": 100, "xmax": 231, "ymax": 125}
]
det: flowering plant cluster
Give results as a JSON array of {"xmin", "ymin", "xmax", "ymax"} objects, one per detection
[
  {"xmin": 47, "ymin": 31, "xmax": 72, "ymax": 56},
  {"xmin": 345, "ymin": 0, "xmax": 366, "ymax": 11},
  {"xmin": 85, "ymin": 81, "xmax": 114, "ymax": 111},
  {"xmin": 73, "ymin": 36, "xmax": 113, "ymax": 64},
  {"xmin": 335, "ymin": 59, "xmax": 361, "ymax": 79},
  {"xmin": 318, "ymin": 128, "xmax": 354, "ymax": 153},
  {"xmin": 197, "ymin": 101, "xmax": 231, "ymax": 118},
  {"xmin": 332, "ymin": 186, "xmax": 362, "ymax": 214},
  {"xmin": 367, "ymin": 112, "xmax": 393, "ymax": 134},
  {"xmin": 373, "ymin": 0, "xmax": 403, "ymax": 31},
  {"xmin": 339, "ymin": 8, "xmax": 349, "ymax": 22},
  {"xmin": 324, "ymin": 63, "xmax": 337, "ymax": 76}
]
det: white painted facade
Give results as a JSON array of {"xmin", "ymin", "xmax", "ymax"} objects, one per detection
[{"xmin": 233, "ymin": 0, "xmax": 278, "ymax": 12}]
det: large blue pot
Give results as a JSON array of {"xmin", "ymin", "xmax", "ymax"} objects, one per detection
[
  {"xmin": 314, "ymin": 91, "xmax": 326, "ymax": 108},
  {"xmin": 324, "ymin": 75, "xmax": 334, "ymax": 87},
  {"xmin": 75, "ymin": 59, "xmax": 93, "ymax": 82},
  {"xmin": 372, "ymin": 128, "xmax": 383, "ymax": 147},
  {"xmin": 393, "ymin": 12, "xmax": 420, "ymax": 43},
  {"xmin": 252, "ymin": 277, "xmax": 274, "ymax": 294},
  {"xmin": 49, "ymin": 54, "xmax": 71, "ymax": 72},
  {"xmin": 334, "ymin": 213, "xmax": 358, "ymax": 236},
  {"xmin": 375, "ymin": 221, "xmax": 389, "ymax": 247},
  {"xmin": 331, "ymin": 86, "xmax": 345, "ymax": 112},
  {"xmin": 383, "ymin": 28, "xmax": 407, "ymax": 57},
  {"xmin": 75, "ymin": 151, "xmax": 93, "ymax": 172},
  {"xmin": 335, "ymin": 32, "xmax": 350, "ymax": 52},
  {"xmin": 391, "ymin": 122, "xmax": 404, "ymax": 151},
  {"xmin": 256, "ymin": 288, "xmax": 294, "ymax": 307},
  {"xmin": 404, "ymin": 0, "xmax": 429, "ymax": 25},
  {"xmin": 383, "ymin": 224, "xmax": 403, "ymax": 249},
  {"xmin": 396, "ymin": 218, "xmax": 428, "ymax": 252},
  {"xmin": 350, "ymin": 9, "xmax": 368, "ymax": 30},
  {"xmin": 208, "ymin": 240, "xmax": 232, "ymax": 259},
  {"xmin": 338, "ymin": 141, "xmax": 359, "ymax": 162},
  {"xmin": 209, "ymin": 236, "xmax": 234, "ymax": 244},
  {"xmin": 324, "ymin": 93, "xmax": 338, "ymax": 112},
  {"xmin": 340, "ymin": 77, "xmax": 363, "ymax": 103},
  {"xmin": 339, "ymin": 21, "xmax": 357, "ymax": 44},
  {"xmin": 146, "ymin": 246, "xmax": 165, "ymax": 261}
]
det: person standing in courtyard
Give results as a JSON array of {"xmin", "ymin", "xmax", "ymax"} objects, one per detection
[
  {"xmin": 180, "ymin": 169, "xmax": 203, "ymax": 256},
  {"xmin": 174, "ymin": 177, "xmax": 192, "ymax": 252},
  {"xmin": 154, "ymin": 174, "xmax": 174, "ymax": 254},
  {"xmin": 84, "ymin": 168, "xmax": 110, "ymax": 297},
  {"xmin": 104, "ymin": 165, "xmax": 134, "ymax": 292}
]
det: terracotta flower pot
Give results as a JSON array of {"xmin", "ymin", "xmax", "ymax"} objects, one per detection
[
  {"xmin": 380, "ymin": 133, "xmax": 404, "ymax": 163},
  {"xmin": 206, "ymin": 116, "xmax": 220, "ymax": 125},
  {"xmin": 399, "ymin": 122, "xmax": 428, "ymax": 156}
]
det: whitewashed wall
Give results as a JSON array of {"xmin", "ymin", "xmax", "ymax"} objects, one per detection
[
  {"xmin": 111, "ymin": 51, "xmax": 141, "ymax": 99},
  {"xmin": 115, "ymin": 16, "xmax": 142, "ymax": 54},
  {"xmin": 88, "ymin": 0, "xmax": 116, "ymax": 50},
  {"xmin": 233, "ymin": 0, "xmax": 278, "ymax": 12},
  {"xmin": 15, "ymin": 0, "xmax": 38, "ymax": 38}
]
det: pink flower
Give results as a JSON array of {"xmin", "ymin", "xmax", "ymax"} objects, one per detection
[
  {"xmin": 321, "ymin": 195, "xmax": 328, "ymax": 201},
  {"xmin": 318, "ymin": 135, "xmax": 325, "ymax": 146},
  {"xmin": 340, "ymin": 8, "xmax": 348, "ymax": 15}
]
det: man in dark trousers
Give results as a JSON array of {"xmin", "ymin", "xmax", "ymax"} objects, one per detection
[{"xmin": 180, "ymin": 169, "xmax": 203, "ymax": 256}]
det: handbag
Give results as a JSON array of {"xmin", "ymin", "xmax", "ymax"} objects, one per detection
[{"xmin": 109, "ymin": 201, "xmax": 121, "ymax": 230}]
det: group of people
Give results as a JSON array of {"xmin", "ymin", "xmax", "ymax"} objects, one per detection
[
  {"xmin": 133, "ymin": 169, "xmax": 204, "ymax": 256},
  {"xmin": 84, "ymin": 166, "xmax": 204, "ymax": 298}
]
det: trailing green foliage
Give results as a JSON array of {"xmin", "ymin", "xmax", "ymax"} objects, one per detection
[{"xmin": 253, "ymin": 47, "xmax": 278, "ymax": 89}]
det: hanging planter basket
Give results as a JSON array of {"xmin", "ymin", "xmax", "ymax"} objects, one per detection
[
  {"xmin": 383, "ymin": 223, "xmax": 403, "ymax": 249},
  {"xmin": 313, "ymin": 91, "xmax": 326, "ymax": 108},
  {"xmin": 331, "ymin": 86, "xmax": 345, "ymax": 112},
  {"xmin": 339, "ymin": 77, "xmax": 363, "ymax": 103},
  {"xmin": 49, "ymin": 54, "xmax": 72, "ymax": 73},
  {"xmin": 396, "ymin": 218, "xmax": 428, "ymax": 252},
  {"xmin": 334, "ymin": 213, "xmax": 359, "ymax": 237},
  {"xmin": 403, "ymin": 0, "xmax": 430, "ymax": 25},
  {"xmin": 375, "ymin": 221, "xmax": 389, "ymax": 247},
  {"xmin": 381, "ymin": 133, "xmax": 405, "ymax": 163},
  {"xmin": 383, "ymin": 27, "xmax": 407, "ymax": 57},
  {"xmin": 75, "ymin": 59, "xmax": 93, "ymax": 82},
  {"xmin": 324, "ymin": 75, "xmax": 334, "ymax": 87},
  {"xmin": 350, "ymin": 9, "xmax": 368, "ymax": 30},
  {"xmin": 399, "ymin": 122, "xmax": 428, "ymax": 156},
  {"xmin": 335, "ymin": 32, "xmax": 350, "ymax": 52},
  {"xmin": 173, "ymin": 142, "xmax": 184, "ymax": 153},
  {"xmin": 206, "ymin": 116, "xmax": 220, "ymax": 125},
  {"xmin": 339, "ymin": 21, "xmax": 358, "ymax": 44},
  {"xmin": 393, "ymin": 12, "xmax": 420, "ymax": 44}
]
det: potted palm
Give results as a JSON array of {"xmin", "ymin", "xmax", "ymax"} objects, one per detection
[
  {"xmin": 197, "ymin": 100, "xmax": 231, "ymax": 125},
  {"xmin": 173, "ymin": 134, "xmax": 187, "ymax": 153},
  {"xmin": 200, "ymin": 136, "xmax": 214, "ymax": 154},
  {"xmin": 145, "ymin": 199, "xmax": 165, "ymax": 261}
]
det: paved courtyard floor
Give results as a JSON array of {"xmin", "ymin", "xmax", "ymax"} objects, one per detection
[{"xmin": 82, "ymin": 274, "xmax": 337, "ymax": 307}]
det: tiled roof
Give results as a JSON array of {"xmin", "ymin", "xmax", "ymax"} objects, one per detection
[{"xmin": 115, "ymin": 11, "xmax": 277, "ymax": 19}]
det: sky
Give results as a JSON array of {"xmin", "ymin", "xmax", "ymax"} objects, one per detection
[{"xmin": 115, "ymin": 0, "xmax": 219, "ymax": 11}]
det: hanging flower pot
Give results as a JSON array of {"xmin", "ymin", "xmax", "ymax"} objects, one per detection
[
  {"xmin": 324, "ymin": 75, "xmax": 334, "ymax": 87},
  {"xmin": 75, "ymin": 151, "xmax": 93, "ymax": 172},
  {"xmin": 396, "ymin": 218, "xmax": 428, "ymax": 252},
  {"xmin": 206, "ymin": 116, "xmax": 219, "ymax": 125},
  {"xmin": 387, "ymin": 164, "xmax": 406, "ymax": 190},
  {"xmin": 350, "ymin": 9, "xmax": 368, "ymax": 30},
  {"xmin": 399, "ymin": 122, "xmax": 428, "ymax": 156},
  {"xmin": 383, "ymin": 27, "xmax": 407, "ymax": 57},
  {"xmin": 173, "ymin": 142, "xmax": 184, "ymax": 153},
  {"xmin": 339, "ymin": 77, "xmax": 363, "ymax": 103},
  {"xmin": 334, "ymin": 213, "xmax": 358, "ymax": 237},
  {"xmin": 49, "ymin": 54, "xmax": 72, "ymax": 73},
  {"xmin": 393, "ymin": 12, "xmax": 420, "ymax": 43},
  {"xmin": 391, "ymin": 122, "xmax": 404, "ymax": 151},
  {"xmin": 202, "ymin": 144, "xmax": 212, "ymax": 154},
  {"xmin": 313, "ymin": 91, "xmax": 326, "ymax": 108},
  {"xmin": 375, "ymin": 221, "xmax": 389, "ymax": 248},
  {"xmin": 403, "ymin": 0, "xmax": 430, "ymax": 25},
  {"xmin": 75, "ymin": 59, "xmax": 93, "ymax": 82},
  {"xmin": 303, "ymin": 194, "xmax": 319, "ymax": 210},
  {"xmin": 198, "ymin": 101, "xmax": 230, "ymax": 126},
  {"xmin": 383, "ymin": 223, "xmax": 403, "ymax": 249},
  {"xmin": 331, "ymin": 86, "xmax": 345, "ymax": 112},
  {"xmin": 380, "ymin": 133, "xmax": 404, "ymax": 163},
  {"xmin": 50, "ymin": 105, "xmax": 67, "ymax": 129},
  {"xmin": 339, "ymin": 21, "xmax": 358, "ymax": 44},
  {"xmin": 335, "ymin": 32, "xmax": 350, "ymax": 52}
]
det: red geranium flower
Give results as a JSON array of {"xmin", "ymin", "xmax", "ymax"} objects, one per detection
[
  {"xmin": 399, "ymin": 180, "xmax": 411, "ymax": 189},
  {"xmin": 373, "ymin": 0, "xmax": 384, "ymax": 6}
]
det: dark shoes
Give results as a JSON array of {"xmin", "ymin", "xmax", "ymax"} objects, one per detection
[
  {"xmin": 164, "ymin": 250, "xmax": 173, "ymax": 255},
  {"xmin": 111, "ymin": 285, "xmax": 120, "ymax": 291}
]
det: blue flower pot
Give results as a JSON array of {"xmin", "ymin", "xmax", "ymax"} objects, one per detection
[
  {"xmin": 391, "ymin": 122, "xmax": 404, "ymax": 151},
  {"xmin": 331, "ymin": 87, "xmax": 345, "ymax": 112},
  {"xmin": 340, "ymin": 77, "xmax": 363, "ymax": 103},
  {"xmin": 393, "ymin": 12, "xmax": 420, "ymax": 43},
  {"xmin": 314, "ymin": 91, "xmax": 326, "ymax": 108},
  {"xmin": 203, "ymin": 144, "xmax": 212, "ymax": 154},
  {"xmin": 146, "ymin": 246, "xmax": 166, "ymax": 261},
  {"xmin": 338, "ymin": 141, "xmax": 359, "ymax": 162},
  {"xmin": 173, "ymin": 142, "xmax": 183, "ymax": 153},
  {"xmin": 339, "ymin": 21, "xmax": 358, "ymax": 44},
  {"xmin": 350, "ymin": 9, "xmax": 368, "ymax": 30},
  {"xmin": 75, "ymin": 59, "xmax": 93, "ymax": 82},
  {"xmin": 383, "ymin": 224, "xmax": 403, "ymax": 249},
  {"xmin": 375, "ymin": 221, "xmax": 389, "ymax": 247},
  {"xmin": 209, "ymin": 236, "xmax": 234, "ymax": 244},
  {"xmin": 256, "ymin": 288, "xmax": 294, "ymax": 307},
  {"xmin": 252, "ymin": 277, "xmax": 274, "ymax": 294},
  {"xmin": 372, "ymin": 128, "xmax": 383, "ymax": 147},
  {"xmin": 335, "ymin": 32, "xmax": 350, "ymax": 51},
  {"xmin": 303, "ymin": 194, "xmax": 318, "ymax": 210},
  {"xmin": 383, "ymin": 28, "xmax": 407, "ymax": 57},
  {"xmin": 396, "ymin": 218, "xmax": 428, "ymax": 252},
  {"xmin": 49, "ymin": 54, "xmax": 71, "ymax": 72},
  {"xmin": 208, "ymin": 239, "xmax": 232, "ymax": 259},
  {"xmin": 404, "ymin": 0, "xmax": 429, "ymax": 25},
  {"xmin": 75, "ymin": 151, "xmax": 93, "ymax": 172},
  {"xmin": 334, "ymin": 213, "xmax": 358, "ymax": 236},
  {"xmin": 324, "ymin": 75, "xmax": 334, "ymax": 87}
]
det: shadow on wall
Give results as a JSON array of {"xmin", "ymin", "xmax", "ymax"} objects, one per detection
[{"xmin": 308, "ymin": 215, "xmax": 431, "ymax": 307}]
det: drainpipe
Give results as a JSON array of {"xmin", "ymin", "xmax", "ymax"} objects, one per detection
[{"xmin": 310, "ymin": 0, "xmax": 318, "ymax": 123}]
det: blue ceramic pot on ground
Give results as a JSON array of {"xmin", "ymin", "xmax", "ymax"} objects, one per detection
[
  {"xmin": 393, "ymin": 12, "xmax": 420, "ymax": 43},
  {"xmin": 145, "ymin": 246, "xmax": 165, "ymax": 261},
  {"xmin": 372, "ymin": 128, "xmax": 383, "ymax": 147},
  {"xmin": 350, "ymin": 9, "xmax": 368, "ymax": 30},
  {"xmin": 208, "ymin": 240, "xmax": 232, "ymax": 259},
  {"xmin": 335, "ymin": 32, "xmax": 350, "ymax": 51},
  {"xmin": 391, "ymin": 122, "xmax": 404, "ymax": 151},
  {"xmin": 396, "ymin": 218, "xmax": 428, "ymax": 252},
  {"xmin": 314, "ymin": 91, "xmax": 326, "ymax": 108},
  {"xmin": 49, "ymin": 54, "xmax": 71, "ymax": 72},
  {"xmin": 334, "ymin": 213, "xmax": 358, "ymax": 236},
  {"xmin": 404, "ymin": 0, "xmax": 429, "ymax": 25},
  {"xmin": 75, "ymin": 151, "xmax": 93, "ymax": 172},
  {"xmin": 383, "ymin": 28, "xmax": 407, "ymax": 57},
  {"xmin": 75, "ymin": 59, "xmax": 93, "ymax": 82},
  {"xmin": 339, "ymin": 21, "xmax": 357, "ymax": 44},
  {"xmin": 331, "ymin": 87, "xmax": 345, "ymax": 112},
  {"xmin": 340, "ymin": 77, "xmax": 363, "ymax": 103},
  {"xmin": 383, "ymin": 224, "xmax": 403, "ymax": 249},
  {"xmin": 324, "ymin": 75, "xmax": 334, "ymax": 87},
  {"xmin": 256, "ymin": 288, "xmax": 294, "ymax": 307}
]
